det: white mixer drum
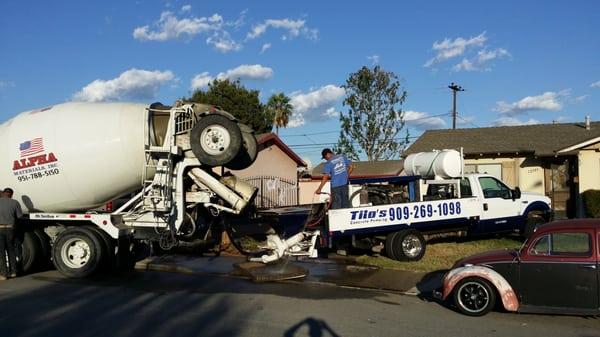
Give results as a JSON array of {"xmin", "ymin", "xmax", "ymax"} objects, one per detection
[
  {"xmin": 404, "ymin": 149, "xmax": 463, "ymax": 179},
  {"xmin": 0, "ymin": 102, "xmax": 149, "ymax": 213}
]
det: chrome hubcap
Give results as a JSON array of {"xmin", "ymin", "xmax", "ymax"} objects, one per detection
[{"xmin": 402, "ymin": 235, "xmax": 422, "ymax": 258}]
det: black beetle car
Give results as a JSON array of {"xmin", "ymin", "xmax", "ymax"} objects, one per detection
[{"xmin": 435, "ymin": 219, "xmax": 599, "ymax": 316}]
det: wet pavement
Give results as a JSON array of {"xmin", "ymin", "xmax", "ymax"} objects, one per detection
[{"xmin": 135, "ymin": 255, "xmax": 445, "ymax": 296}]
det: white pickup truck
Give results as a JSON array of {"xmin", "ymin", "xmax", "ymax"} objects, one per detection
[{"xmin": 325, "ymin": 152, "xmax": 552, "ymax": 262}]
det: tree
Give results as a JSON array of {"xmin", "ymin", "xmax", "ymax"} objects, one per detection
[
  {"xmin": 266, "ymin": 92, "xmax": 294, "ymax": 135},
  {"xmin": 335, "ymin": 66, "xmax": 408, "ymax": 161},
  {"xmin": 187, "ymin": 79, "xmax": 273, "ymax": 133}
]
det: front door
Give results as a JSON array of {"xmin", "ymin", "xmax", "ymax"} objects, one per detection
[
  {"xmin": 478, "ymin": 176, "xmax": 521, "ymax": 232},
  {"xmin": 519, "ymin": 229, "xmax": 598, "ymax": 310}
]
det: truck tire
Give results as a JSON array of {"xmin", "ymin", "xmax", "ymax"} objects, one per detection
[
  {"xmin": 21, "ymin": 230, "xmax": 42, "ymax": 274},
  {"xmin": 391, "ymin": 229, "xmax": 426, "ymax": 261},
  {"xmin": 190, "ymin": 114, "xmax": 242, "ymax": 167},
  {"xmin": 84, "ymin": 226, "xmax": 116, "ymax": 271},
  {"xmin": 523, "ymin": 211, "xmax": 546, "ymax": 239},
  {"xmin": 385, "ymin": 232, "xmax": 398, "ymax": 260},
  {"xmin": 32, "ymin": 228, "xmax": 51, "ymax": 270},
  {"xmin": 224, "ymin": 125, "xmax": 258, "ymax": 170},
  {"xmin": 52, "ymin": 227, "xmax": 105, "ymax": 278}
]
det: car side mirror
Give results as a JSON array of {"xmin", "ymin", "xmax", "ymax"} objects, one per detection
[{"xmin": 512, "ymin": 187, "xmax": 521, "ymax": 200}]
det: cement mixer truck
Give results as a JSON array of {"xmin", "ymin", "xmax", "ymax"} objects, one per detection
[{"xmin": 1, "ymin": 102, "xmax": 320, "ymax": 278}]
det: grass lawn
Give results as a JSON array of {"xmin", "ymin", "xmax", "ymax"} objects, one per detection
[{"xmin": 355, "ymin": 236, "xmax": 523, "ymax": 273}]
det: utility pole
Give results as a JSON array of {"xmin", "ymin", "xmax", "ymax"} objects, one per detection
[{"xmin": 448, "ymin": 82, "xmax": 464, "ymax": 129}]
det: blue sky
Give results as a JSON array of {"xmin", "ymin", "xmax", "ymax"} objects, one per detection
[{"xmin": 1, "ymin": 1, "xmax": 599, "ymax": 166}]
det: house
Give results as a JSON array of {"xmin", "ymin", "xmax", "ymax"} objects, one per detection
[
  {"xmin": 404, "ymin": 118, "xmax": 600, "ymax": 218},
  {"xmin": 224, "ymin": 133, "xmax": 306, "ymax": 208}
]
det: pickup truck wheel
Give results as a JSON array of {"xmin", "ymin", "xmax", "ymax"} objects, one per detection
[
  {"xmin": 384, "ymin": 232, "xmax": 398, "ymax": 260},
  {"xmin": 190, "ymin": 114, "xmax": 242, "ymax": 167},
  {"xmin": 454, "ymin": 277, "xmax": 496, "ymax": 316},
  {"xmin": 224, "ymin": 125, "xmax": 258, "ymax": 170},
  {"xmin": 52, "ymin": 227, "xmax": 105, "ymax": 278},
  {"xmin": 523, "ymin": 211, "xmax": 545, "ymax": 239},
  {"xmin": 392, "ymin": 229, "xmax": 426, "ymax": 261}
]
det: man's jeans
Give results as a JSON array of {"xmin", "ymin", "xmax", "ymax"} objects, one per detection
[
  {"xmin": 331, "ymin": 185, "xmax": 350, "ymax": 209},
  {"xmin": 0, "ymin": 228, "xmax": 18, "ymax": 277}
]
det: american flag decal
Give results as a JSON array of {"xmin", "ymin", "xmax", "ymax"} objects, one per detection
[{"xmin": 19, "ymin": 137, "xmax": 44, "ymax": 157}]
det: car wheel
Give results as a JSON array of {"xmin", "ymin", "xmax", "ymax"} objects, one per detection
[
  {"xmin": 392, "ymin": 229, "xmax": 426, "ymax": 261},
  {"xmin": 454, "ymin": 277, "xmax": 496, "ymax": 316},
  {"xmin": 190, "ymin": 114, "xmax": 242, "ymax": 167}
]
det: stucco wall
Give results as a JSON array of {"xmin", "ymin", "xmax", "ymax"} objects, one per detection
[
  {"xmin": 578, "ymin": 149, "xmax": 600, "ymax": 193},
  {"xmin": 225, "ymin": 144, "xmax": 297, "ymax": 182},
  {"xmin": 464, "ymin": 157, "xmax": 544, "ymax": 194}
]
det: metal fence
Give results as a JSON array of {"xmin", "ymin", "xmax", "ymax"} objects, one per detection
[{"xmin": 244, "ymin": 176, "xmax": 298, "ymax": 208}]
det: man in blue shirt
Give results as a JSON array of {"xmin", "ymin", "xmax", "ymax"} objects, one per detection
[{"xmin": 315, "ymin": 148, "xmax": 353, "ymax": 209}]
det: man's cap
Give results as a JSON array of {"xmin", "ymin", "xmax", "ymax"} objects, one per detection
[
  {"xmin": 321, "ymin": 148, "xmax": 333, "ymax": 159},
  {"xmin": 3, "ymin": 188, "xmax": 13, "ymax": 194}
]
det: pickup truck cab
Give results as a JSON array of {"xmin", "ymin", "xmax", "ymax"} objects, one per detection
[
  {"xmin": 438, "ymin": 219, "xmax": 599, "ymax": 316},
  {"xmin": 326, "ymin": 173, "xmax": 552, "ymax": 261}
]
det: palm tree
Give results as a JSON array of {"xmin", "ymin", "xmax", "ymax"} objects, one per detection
[{"xmin": 266, "ymin": 92, "xmax": 293, "ymax": 135}]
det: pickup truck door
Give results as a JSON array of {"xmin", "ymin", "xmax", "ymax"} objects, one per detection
[
  {"xmin": 518, "ymin": 229, "xmax": 598, "ymax": 311},
  {"xmin": 477, "ymin": 176, "xmax": 521, "ymax": 232}
]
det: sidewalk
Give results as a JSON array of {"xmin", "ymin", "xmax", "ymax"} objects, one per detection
[{"xmin": 135, "ymin": 255, "xmax": 445, "ymax": 296}]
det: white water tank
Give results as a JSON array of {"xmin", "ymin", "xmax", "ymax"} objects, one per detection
[
  {"xmin": 404, "ymin": 150, "xmax": 463, "ymax": 179},
  {"xmin": 0, "ymin": 102, "xmax": 150, "ymax": 213}
]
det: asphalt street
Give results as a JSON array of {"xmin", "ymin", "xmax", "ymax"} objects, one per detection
[{"xmin": 0, "ymin": 270, "xmax": 598, "ymax": 337}]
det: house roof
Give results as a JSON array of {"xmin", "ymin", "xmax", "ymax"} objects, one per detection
[
  {"xmin": 256, "ymin": 133, "xmax": 307, "ymax": 167},
  {"xmin": 311, "ymin": 159, "xmax": 404, "ymax": 179},
  {"xmin": 404, "ymin": 121, "xmax": 600, "ymax": 157}
]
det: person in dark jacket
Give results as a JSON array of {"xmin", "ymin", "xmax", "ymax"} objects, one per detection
[{"xmin": 0, "ymin": 188, "xmax": 23, "ymax": 280}]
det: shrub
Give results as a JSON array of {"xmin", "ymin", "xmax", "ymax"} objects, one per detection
[{"xmin": 583, "ymin": 190, "xmax": 600, "ymax": 218}]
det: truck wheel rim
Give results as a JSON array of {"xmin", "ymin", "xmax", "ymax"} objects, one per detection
[
  {"xmin": 61, "ymin": 238, "xmax": 91, "ymax": 269},
  {"xmin": 402, "ymin": 235, "xmax": 422, "ymax": 258},
  {"xmin": 457, "ymin": 282, "xmax": 489, "ymax": 314},
  {"xmin": 200, "ymin": 125, "xmax": 231, "ymax": 155}
]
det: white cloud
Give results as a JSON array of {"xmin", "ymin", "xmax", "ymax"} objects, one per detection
[
  {"xmin": 367, "ymin": 55, "xmax": 380, "ymax": 65},
  {"xmin": 206, "ymin": 31, "xmax": 242, "ymax": 53},
  {"xmin": 261, "ymin": 43, "xmax": 271, "ymax": 53},
  {"xmin": 180, "ymin": 5, "xmax": 192, "ymax": 13},
  {"xmin": 573, "ymin": 95, "xmax": 588, "ymax": 103},
  {"xmin": 425, "ymin": 32, "xmax": 487, "ymax": 67},
  {"xmin": 494, "ymin": 91, "xmax": 568, "ymax": 116},
  {"xmin": 591, "ymin": 81, "xmax": 600, "ymax": 88},
  {"xmin": 404, "ymin": 110, "xmax": 447, "ymax": 130},
  {"xmin": 288, "ymin": 85, "xmax": 345, "ymax": 127},
  {"xmin": 246, "ymin": 18, "xmax": 318, "ymax": 41},
  {"xmin": 133, "ymin": 11, "xmax": 222, "ymax": 41},
  {"xmin": 190, "ymin": 72, "xmax": 213, "ymax": 91},
  {"xmin": 493, "ymin": 117, "xmax": 540, "ymax": 127},
  {"xmin": 216, "ymin": 64, "xmax": 273, "ymax": 81},
  {"xmin": 73, "ymin": 68, "xmax": 175, "ymax": 102},
  {"xmin": 453, "ymin": 48, "xmax": 510, "ymax": 72},
  {"xmin": 190, "ymin": 64, "xmax": 273, "ymax": 91}
]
